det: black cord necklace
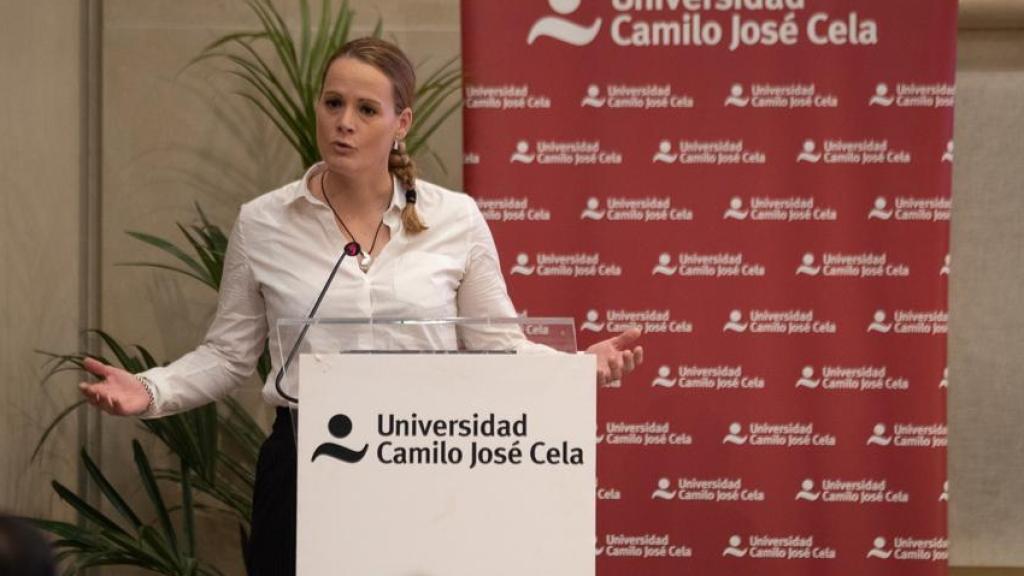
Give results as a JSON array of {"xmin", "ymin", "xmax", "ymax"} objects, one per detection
[{"xmin": 321, "ymin": 170, "xmax": 387, "ymax": 272}]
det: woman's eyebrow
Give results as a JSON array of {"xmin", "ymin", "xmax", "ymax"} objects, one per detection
[{"xmin": 321, "ymin": 89, "xmax": 383, "ymax": 106}]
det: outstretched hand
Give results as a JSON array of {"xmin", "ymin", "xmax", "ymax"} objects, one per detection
[
  {"xmin": 585, "ymin": 327, "xmax": 644, "ymax": 387},
  {"xmin": 78, "ymin": 357, "xmax": 151, "ymax": 416}
]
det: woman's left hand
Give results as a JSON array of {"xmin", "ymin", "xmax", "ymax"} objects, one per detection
[{"xmin": 586, "ymin": 327, "xmax": 644, "ymax": 387}]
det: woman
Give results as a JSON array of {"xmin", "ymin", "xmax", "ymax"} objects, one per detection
[{"xmin": 79, "ymin": 37, "xmax": 642, "ymax": 575}]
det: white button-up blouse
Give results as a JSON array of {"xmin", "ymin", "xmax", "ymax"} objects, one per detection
[{"xmin": 140, "ymin": 163, "xmax": 525, "ymax": 417}]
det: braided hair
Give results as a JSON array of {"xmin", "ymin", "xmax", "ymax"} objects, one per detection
[{"xmin": 322, "ymin": 37, "xmax": 427, "ymax": 233}]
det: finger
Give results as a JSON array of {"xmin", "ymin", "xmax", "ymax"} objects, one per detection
[
  {"xmin": 80, "ymin": 384, "xmax": 99, "ymax": 406},
  {"xmin": 610, "ymin": 327, "xmax": 642, "ymax": 350},
  {"xmin": 622, "ymin": 350, "xmax": 635, "ymax": 372},
  {"xmin": 596, "ymin": 368, "xmax": 608, "ymax": 388},
  {"xmin": 609, "ymin": 356, "xmax": 623, "ymax": 381},
  {"xmin": 79, "ymin": 382, "xmax": 100, "ymax": 403},
  {"xmin": 633, "ymin": 346, "xmax": 645, "ymax": 366},
  {"xmin": 82, "ymin": 357, "xmax": 110, "ymax": 379}
]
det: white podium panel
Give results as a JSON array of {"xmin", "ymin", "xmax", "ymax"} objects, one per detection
[{"xmin": 296, "ymin": 353, "xmax": 596, "ymax": 576}]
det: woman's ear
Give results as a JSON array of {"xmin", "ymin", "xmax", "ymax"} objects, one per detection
[{"xmin": 397, "ymin": 107, "xmax": 413, "ymax": 139}]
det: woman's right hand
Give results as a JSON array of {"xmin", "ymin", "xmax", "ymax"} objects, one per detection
[{"xmin": 78, "ymin": 357, "xmax": 152, "ymax": 416}]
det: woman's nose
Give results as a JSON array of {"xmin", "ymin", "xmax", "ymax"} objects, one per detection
[{"xmin": 337, "ymin": 106, "xmax": 356, "ymax": 133}]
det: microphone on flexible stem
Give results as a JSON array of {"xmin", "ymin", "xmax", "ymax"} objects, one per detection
[{"xmin": 274, "ymin": 241, "xmax": 361, "ymax": 403}]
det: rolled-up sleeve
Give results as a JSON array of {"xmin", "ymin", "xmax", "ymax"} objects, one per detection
[{"xmin": 139, "ymin": 208, "xmax": 268, "ymax": 418}]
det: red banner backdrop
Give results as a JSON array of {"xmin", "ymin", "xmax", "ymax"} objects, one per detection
[{"xmin": 461, "ymin": 1, "xmax": 955, "ymax": 574}]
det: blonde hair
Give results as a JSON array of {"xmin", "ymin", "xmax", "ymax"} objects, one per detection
[{"xmin": 322, "ymin": 37, "xmax": 426, "ymax": 233}]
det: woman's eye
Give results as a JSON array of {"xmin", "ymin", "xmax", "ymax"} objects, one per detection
[
  {"xmin": 360, "ymin": 105, "xmax": 377, "ymax": 116},
  {"xmin": 325, "ymin": 98, "xmax": 341, "ymax": 109}
]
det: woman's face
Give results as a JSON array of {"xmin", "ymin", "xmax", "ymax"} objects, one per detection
[{"xmin": 316, "ymin": 57, "xmax": 412, "ymax": 178}]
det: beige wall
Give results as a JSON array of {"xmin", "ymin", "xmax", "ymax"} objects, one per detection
[
  {"xmin": 0, "ymin": 2, "xmax": 83, "ymax": 523},
  {"xmin": 3, "ymin": 0, "xmax": 1023, "ymax": 573},
  {"xmin": 949, "ymin": 28, "xmax": 1024, "ymax": 568}
]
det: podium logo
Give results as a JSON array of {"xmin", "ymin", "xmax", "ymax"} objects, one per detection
[
  {"xmin": 312, "ymin": 414, "xmax": 368, "ymax": 463},
  {"xmin": 528, "ymin": 0, "xmax": 602, "ymax": 46}
]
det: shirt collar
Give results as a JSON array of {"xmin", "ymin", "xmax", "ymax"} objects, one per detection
[{"xmin": 285, "ymin": 162, "xmax": 407, "ymax": 221}]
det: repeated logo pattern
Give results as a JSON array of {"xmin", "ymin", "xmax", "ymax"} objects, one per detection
[{"xmin": 463, "ymin": 1, "xmax": 954, "ymax": 574}]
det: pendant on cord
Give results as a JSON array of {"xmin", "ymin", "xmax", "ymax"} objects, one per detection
[{"xmin": 359, "ymin": 253, "xmax": 373, "ymax": 272}]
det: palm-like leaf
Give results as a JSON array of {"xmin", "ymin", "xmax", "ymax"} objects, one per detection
[
  {"xmin": 35, "ymin": 443, "xmax": 223, "ymax": 575},
  {"xmin": 122, "ymin": 203, "xmax": 228, "ymax": 291},
  {"xmin": 34, "ymin": 331, "xmax": 264, "ymax": 525},
  {"xmin": 191, "ymin": 0, "xmax": 461, "ymax": 170}
]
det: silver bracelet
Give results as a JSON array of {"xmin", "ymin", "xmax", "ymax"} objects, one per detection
[{"xmin": 135, "ymin": 374, "xmax": 156, "ymax": 413}]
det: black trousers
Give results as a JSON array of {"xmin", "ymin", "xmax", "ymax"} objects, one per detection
[{"xmin": 246, "ymin": 407, "xmax": 297, "ymax": 575}]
